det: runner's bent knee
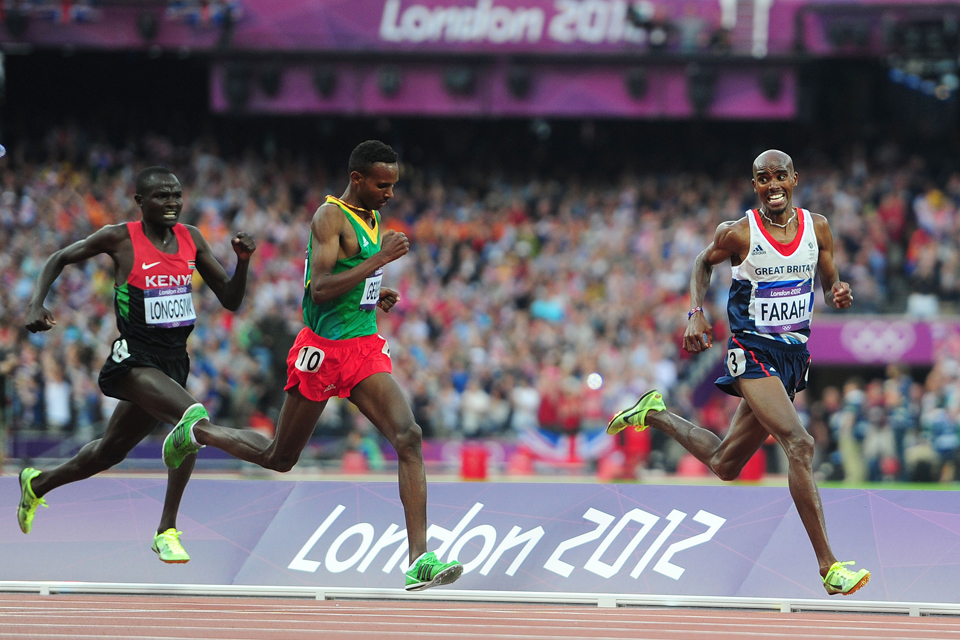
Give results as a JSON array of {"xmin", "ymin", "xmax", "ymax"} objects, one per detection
[
  {"xmin": 393, "ymin": 422, "xmax": 422, "ymax": 458},
  {"xmin": 781, "ymin": 430, "xmax": 815, "ymax": 467},
  {"xmin": 710, "ymin": 445, "xmax": 755, "ymax": 481},
  {"xmin": 263, "ymin": 450, "xmax": 299, "ymax": 472},
  {"xmin": 711, "ymin": 456, "xmax": 743, "ymax": 482}
]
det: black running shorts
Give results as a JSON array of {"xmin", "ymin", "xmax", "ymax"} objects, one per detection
[{"xmin": 98, "ymin": 336, "xmax": 190, "ymax": 401}]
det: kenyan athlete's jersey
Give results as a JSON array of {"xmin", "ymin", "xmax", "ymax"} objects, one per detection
[
  {"xmin": 728, "ymin": 208, "xmax": 818, "ymax": 344},
  {"xmin": 302, "ymin": 196, "xmax": 382, "ymax": 340},
  {"xmin": 114, "ymin": 221, "xmax": 197, "ymax": 349}
]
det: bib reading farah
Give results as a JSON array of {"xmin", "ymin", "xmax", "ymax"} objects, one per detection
[
  {"xmin": 727, "ymin": 209, "xmax": 818, "ymax": 345},
  {"xmin": 115, "ymin": 221, "xmax": 198, "ymax": 349}
]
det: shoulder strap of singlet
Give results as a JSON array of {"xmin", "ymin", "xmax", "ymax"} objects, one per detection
[
  {"xmin": 326, "ymin": 195, "xmax": 379, "ymax": 244},
  {"xmin": 173, "ymin": 223, "xmax": 197, "ymax": 256}
]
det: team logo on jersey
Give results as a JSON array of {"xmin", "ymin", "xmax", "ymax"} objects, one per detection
[{"xmin": 751, "ymin": 244, "xmax": 766, "ymax": 256}]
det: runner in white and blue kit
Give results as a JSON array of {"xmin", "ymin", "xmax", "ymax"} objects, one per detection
[
  {"xmin": 607, "ymin": 150, "xmax": 870, "ymax": 596},
  {"xmin": 714, "ymin": 199, "xmax": 819, "ymax": 399}
]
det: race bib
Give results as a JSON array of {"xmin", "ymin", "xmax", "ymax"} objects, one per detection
[
  {"xmin": 360, "ymin": 268, "xmax": 383, "ymax": 311},
  {"xmin": 726, "ymin": 348, "xmax": 746, "ymax": 377},
  {"xmin": 295, "ymin": 345, "xmax": 325, "ymax": 373},
  {"xmin": 144, "ymin": 285, "xmax": 197, "ymax": 328},
  {"xmin": 753, "ymin": 282, "xmax": 812, "ymax": 334}
]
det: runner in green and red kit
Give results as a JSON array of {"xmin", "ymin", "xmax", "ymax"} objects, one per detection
[{"xmin": 165, "ymin": 140, "xmax": 463, "ymax": 591}]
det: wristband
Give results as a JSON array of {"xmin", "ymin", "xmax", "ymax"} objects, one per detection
[{"xmin": 687, "ymin": 306, "xmax": 703, "ymax": 320}]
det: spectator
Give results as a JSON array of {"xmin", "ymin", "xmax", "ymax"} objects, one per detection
[{"xmin": 2, "ymin": 126, "xmax": 960, "ymax": 485}]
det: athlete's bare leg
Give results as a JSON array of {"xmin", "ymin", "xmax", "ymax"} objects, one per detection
[
  {"xmin": 28, "ymin": 368, "xmax": 201, "ymax": 534},
  {"xmin": 158, "ymin": 452, "xmax": 196, "ymax": 533},
  {"xmin": 646, "ymin": 395, "xmax": 769, "ymax": 480},
  {"xmin": 735, "ymin": 376, "xmax": 838, "ymax": 575},
  {"xmin": 348, "ymin": 372, "xmax": 427, "ymax": 563},
  {"xmin": 645, "ymin": 376, "xmax": 837, "ymax": 575},
  {"xmin": 192, "ymin": 386, "xmax": 327, "ymax": 471},
  {"xmin": 30, "ymin": 401, "xmax": 161, "ymax": 498}
]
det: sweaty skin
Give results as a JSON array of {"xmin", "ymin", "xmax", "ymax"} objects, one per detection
[
  {"xmin": 190, "ymin": 160, "xmax": 434, "ymax": 564},
  {"xmin": 652, "ymin": 150, "xmax": 854, "ymax": 580},
  {"xmin": 23, "ymin": 172, "xmax": 255, "ymax": 537}
]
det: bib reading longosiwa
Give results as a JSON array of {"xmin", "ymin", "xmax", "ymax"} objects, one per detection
[
  {"xmin": 114, "ymin": 221, "xmax": 198, "ymax": 350},
  {"xmin": 302, "ymin": 197, "xmax": 382, "ymax": 340},
  {"xmin": 727, "ymin": 209, "xmax": 818, "ymax": 345}
]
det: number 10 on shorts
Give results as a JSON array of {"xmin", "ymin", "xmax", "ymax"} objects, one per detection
[
  {"xmin": 727, "ymin": 348, "xmax": 746, "ymax": 377},
  {"xmin": 295, "ymin": 346, "xmax": 325, "ymax": 373}
]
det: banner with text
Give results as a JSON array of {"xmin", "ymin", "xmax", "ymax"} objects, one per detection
[
  {"xmin": 0, "ymin": 0, "xmax": 798, "ymax": 56},
  {"xmin": 0, "ymin": 0, "xmax": 945, "ymax": 58},
  {"xmin": 1, "ymin": 478, "xmax": 958, "ymax": 603}
]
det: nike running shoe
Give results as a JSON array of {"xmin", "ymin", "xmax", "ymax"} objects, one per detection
[
  {"xmin": 823, "ymin": 561, "xmax": 870, "ymax": 596},
  {"xmin": 17, "ymin": 468, "xmax": 47, "ymax": 534},
  {"xmin": 606, "ymin": 390, "xmax": 666, "ymax": 435},
  {"xmin": 404, "ymin": 552, "xmax": 463, "ymax": 591},
  {"xmin": 162, "ymin": 403, "xmax": 207, "ymax": 469},
  {"xmin": 152, "ymin": 528, "xmax": 191, "ymax": 564}
]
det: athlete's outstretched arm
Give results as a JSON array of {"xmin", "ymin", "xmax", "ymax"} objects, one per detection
[
  {"xmin": 683, "ymin": 221, "xmax": 742, "ymax": 353},
  {"xmin": 190, "ymin": 228, "xmax": 256, "ymax": 312},
  {"xmin": 812, "ymin": 214, "xmax": 852, "ymax": 309},
  {"xmin": 306, "ymin": 204, "xmax": 409, "ymax": 304},
  {"xmin": 26, "ymin": 225, "xmax": 126, "ymax": 332}
]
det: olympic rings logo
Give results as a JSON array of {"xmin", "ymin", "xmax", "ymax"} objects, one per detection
[{"xmin": 839, "ymin": 320, "xmax": 917, "ymax": 362}]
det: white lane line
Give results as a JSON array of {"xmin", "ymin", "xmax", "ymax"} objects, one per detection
[
  {"xmin": 0, "ymin": 621, "xmax": 955, "ymax": 640},
  {"xmin": 2, "ymin": 600, "xmax": 955, "ymax": 626},
  {"xmin": 0, "ymin": 597, "xmax": 950, "ymax": 618},
  {"xmin": 0, "ymin": 630, "xmax": 952, "ymax": 640},
  {"xmin": 2, "ymin": 611, "xmax": 958, "ymax": 632},
  {"xmin": 1, "ymin": 608, "xmax": 958, "ymax": 633}
]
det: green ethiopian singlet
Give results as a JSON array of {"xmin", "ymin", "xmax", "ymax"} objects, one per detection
[{"xmin": 302, "ymin": 195, "xmax": 383, "ymax": 340}]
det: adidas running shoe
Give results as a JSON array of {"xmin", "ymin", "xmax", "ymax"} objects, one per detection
[{"xmin": 404, "ymin": 552, "xmax": 463, "ymax": 591}]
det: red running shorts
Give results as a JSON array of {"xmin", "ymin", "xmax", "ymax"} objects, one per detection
[{"xmin": 284, "ymin": 327, "xmax": 392, "ymax": 402}]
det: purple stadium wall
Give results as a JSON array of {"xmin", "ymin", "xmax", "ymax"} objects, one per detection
[
  {"xmin": 1, "ymin": 478, "xmax": 958, "ymax": 604},
  {"xmin": 209, "ymin": 61, "xmax": 797, "ymax": 117}
]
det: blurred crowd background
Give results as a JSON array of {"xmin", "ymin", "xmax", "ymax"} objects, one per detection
[
  {"xmin": 2, "ymin": 118, "xmax": 960, "ymax": 484},
  {"xmin": 3, "ymin": 0, "xmax": 960, "ymax": 484}
]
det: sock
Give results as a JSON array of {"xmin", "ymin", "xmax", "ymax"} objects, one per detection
[
  {"xmin": 188, "ymin": 423, "xmax": 203, "ymax": 448},
  {"xmin": 180, "ymin": 403, "xmax": 207, "ymax": 448},
  {"xmin": 411, "ymin": 552, "xmax": 428, "ymax": 567}
]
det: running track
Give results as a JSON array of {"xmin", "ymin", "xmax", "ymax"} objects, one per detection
[{"xmin": 1, "ymin": 595, "xmax": 957, "ymax": 640}]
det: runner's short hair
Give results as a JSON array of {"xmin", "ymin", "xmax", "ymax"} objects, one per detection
[
  {"xmin": 348, "ymin": 141, "xmax": 398, "ymax": 175},
  {"xmin": 136, "ymin": 166, "xmax": 177, "ymax": 195}
]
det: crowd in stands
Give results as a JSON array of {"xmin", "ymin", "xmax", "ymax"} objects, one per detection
[{"xmin": 1, "ymin": 126, "xmax": 959, "ymax": 483}]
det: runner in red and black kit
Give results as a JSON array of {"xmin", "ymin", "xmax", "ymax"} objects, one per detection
[
  {"xmin": 19, "ymin": 167, "xmax": 256, "ymax": 564},
  {"xmin": 98, "ymin": 219, "xmax": 198, "ymax": 399}
]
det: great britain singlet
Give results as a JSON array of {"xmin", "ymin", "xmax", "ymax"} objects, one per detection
[
  {"xmin": 114, "ymin": 221, "xmax": 197, "ymax": 350},
  {"xmin": 302, "ymin": 196, "xmax": 382, "ymax": 340},
  {"xmin": 727, "ymin": 208, "xmax": 818, "ymax": 345}
]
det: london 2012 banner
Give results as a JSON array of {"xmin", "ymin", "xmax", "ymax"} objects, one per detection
[
  {"xmin": 0, "ymin": 0, "xmax": 797, "ymax": 56},
  {"xmin": 0, "ymin": 478, "xmax": 958, "ymax": 604}
]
